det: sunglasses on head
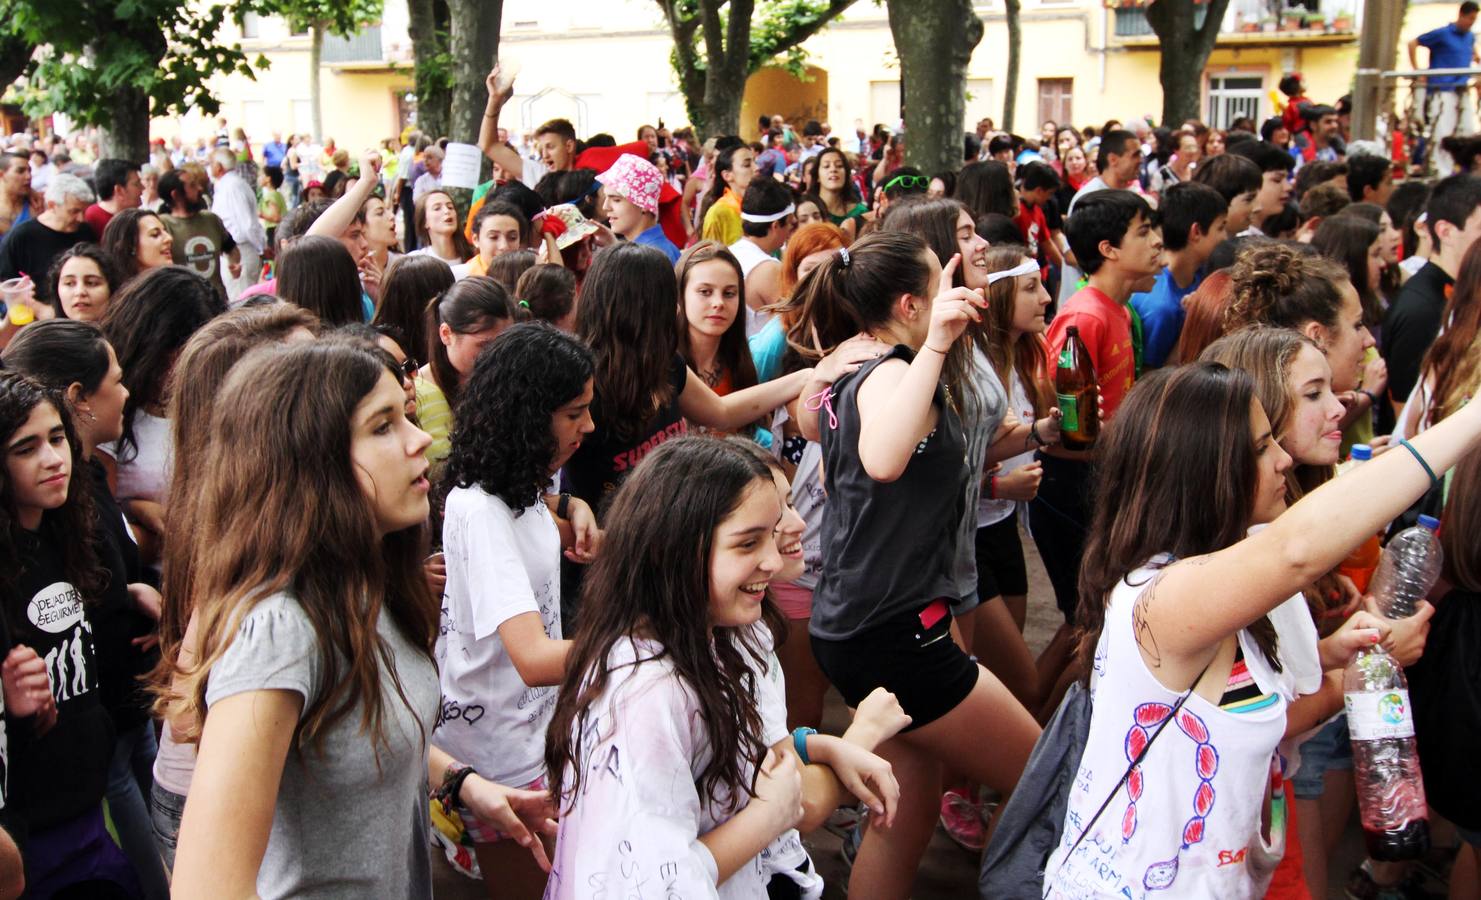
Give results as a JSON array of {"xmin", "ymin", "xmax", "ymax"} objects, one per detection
[
  {"xmin": 883, "ymin": 174, "xmax": 929, "ymax": 192},
  {"xmin": 399, "ymin": 357, "xmax": 419, "ymax": 379}
]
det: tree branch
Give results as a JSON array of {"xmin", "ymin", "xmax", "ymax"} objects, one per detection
[{"xmin": 750, "ymin": 0, "xmax": 855, "ymax": 67}]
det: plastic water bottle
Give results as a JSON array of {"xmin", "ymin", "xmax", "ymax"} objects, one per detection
[
  {"xmin": 1345, "ymin": 648, "xmax": 1429, "ymax": 860},
  {"xmin": 1337, "ymin": 446, "xmax": 1381, "ymax": 593},
  {"xmin": 1368, "ymin": 515, "xmax": 1443, "ymax": 620}
]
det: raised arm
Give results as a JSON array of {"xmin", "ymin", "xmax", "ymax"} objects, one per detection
[
  {"xmin": 307, "ymin": 152, "xmax": 381, "ymax": 240},
  {"xmin": 479, "ymin": 64, "xmax": 526, "ymax": 182},
  {"xmin": 1142, "ymin": 398, "xmax": 1481, "ymax": 688}
]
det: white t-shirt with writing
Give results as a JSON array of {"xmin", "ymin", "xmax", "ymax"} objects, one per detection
[{"xmin": 434, "ymin": 486, "xmax": 562, "ymax": 786}]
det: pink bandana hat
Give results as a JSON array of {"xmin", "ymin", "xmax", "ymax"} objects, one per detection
[{"xmin": 595, "ymin": 153, "xmax": 662, "ymax": 216}]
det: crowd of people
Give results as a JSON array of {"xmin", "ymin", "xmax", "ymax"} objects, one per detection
[{"xmin": 0, "ymin": 9, "xmax": 1479, "ymax": 899}]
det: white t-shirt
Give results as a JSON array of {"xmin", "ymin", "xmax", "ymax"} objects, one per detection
[
  {"xmin": 979, "ymin": 368, "xmax": 1036, "ymax": 527},
  {"xmin": 97, "ymin": 411, "xmax": 172, "ymax": 505},
  {"xmin": 729, "ymin": 239, "xmax": 778, "ymax": 338},
  {"xmin": 407, "ymin": 246, "xmax": 463, "ymax": 267},
  {"xmin": 517, "ymin": 155, "xmax": 549, "ymax": 190},
  {"xmin": 546, "ymin": 638, "xmax": 763, "ymax": 900},
  {"xmin": 434, "ymin": 486, "xmax": 562, "ymax": 786}
]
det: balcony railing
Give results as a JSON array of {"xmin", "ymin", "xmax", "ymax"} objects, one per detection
[
  {"xmin": 1112, "ymin": 0, "xmax": 1359, "ymax": 39},
  {"xmin": 321, "ymin": 25, "xmax": 383, "ymax": 64}
]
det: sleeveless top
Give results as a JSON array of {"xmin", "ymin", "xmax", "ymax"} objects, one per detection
[
  {"xmin": 812, "ymin": 345, "xmax": 968, "ymax": 640},
  {"xmin": 1044, "ymin": 559, "xmax": 1287, "ymax": 899}
]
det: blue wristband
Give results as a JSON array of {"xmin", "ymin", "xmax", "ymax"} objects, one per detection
[{"xmin": 791, "ymin": 726, "xmax": 818, "ymax": 766}]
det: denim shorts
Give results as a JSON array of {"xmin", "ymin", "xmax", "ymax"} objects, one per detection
[
  {"xmin": 1291, "ymin": 715, "xmax": 1354, "ymax": 800},
  {"xmin": 149, "ymin": 781, "xmax": 186, "ymax": 870}
]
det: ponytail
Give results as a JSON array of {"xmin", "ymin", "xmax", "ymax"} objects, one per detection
[{"xmin": 1226, "ymin": 241, "xmax": 1348, "ymax": 333}]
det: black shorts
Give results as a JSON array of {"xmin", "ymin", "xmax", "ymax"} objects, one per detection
[
  {"xmin": 811, "ymin": 600, "xmax": 980, "ymax": 730},
  {"xmin": 975, "ymin": 514, "xmax": 1028, "ymax": 599}
]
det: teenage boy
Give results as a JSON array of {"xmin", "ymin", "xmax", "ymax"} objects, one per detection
[
  {"xmin": 1130, "ymin": 182, "xmax": 1227, "ymax": 368},
  {"xmin": 1229, "ymin": 140, "xmax": 1295, "ymax": 234},
  {"xmin": 1035, "ymin": 190, "xmax": 1163, "ymax": 622},
  {"xmin": 1193, "ymin": 153, "xmax": 1262, "ymax": 234},
  {"xmin": 1384, "ymin": 173, "xmax": 1481, "ymax": 411},
  {"xmin": 597, "ymin": 154, "xmax": 680, "ymax": 263},
  {"xmin": 1346, "ymin": 152, "xmax": 1395, "ymax": 206},
  {"xmin": 730, "ymin": 178, "xmax": 797, "ymax": 335},
  {"xmin": 1015, "ymin": 161, "xmax": 1066, "ymax": 277},
  {"xmin": 83, "ymin": 158, "xmax": 142, "ymax": 236}
]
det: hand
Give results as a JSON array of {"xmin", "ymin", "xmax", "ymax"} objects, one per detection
[
  {"xmin": 751, "ymin": 748, "xmax": 804, "ymax": 834},
  {"xmin": 1319, "ymin": 609, "xmax": 1389, "ymax": 669},
  {"xmin": 814, "ymin": 334, "xmax": 886, "ymax": 383},
  {"xmin": 359, "ymin": 152, "xmax": 381, "ymax": 180},
  {"xmin": 1363, "ymin": 597, "xmax": 1434, "ymax": 666},
  {"xmin": 485, "ymin": 63, "xmax": 516, "ymax": 106},
  {"xmin": 1035, "ymin": 410, "xmax": 1062, "ymax": 446},
  {"xmin": 813, "ymin": 737, "xmax": 900, "ymax": 829},
  {"xmin": 1361, "ymin": 355, "xmax": 1388, "ymax": 398},
  {"xmin": 923, "ymin": 254, "xmax": 987, "ymax": 351},
  {"xmin": 227, "ymin": 259, "xmax": 243, "ymax": 280},
  {"xmin": 1327, "ymin": 574, "xmax": 1364, "ymax": 620},
  {"xmin": 460, "ymin": 774, "xmax": 558, "ymax": 872},
  {"xmin": 128, "ymin": 583, "xmax": 162, "ymax": 621},
  {"xmin": 589, "ymin": 221, "xmax": 618, "ymax": 249},
  {"xmin": 1368, "ymin": 434, "xmax": 1394, "ymax": 456},
  {"xmin": 424, "ymin": 553, "xmax": 447, "ymax": 596},
  {"xmin": 360, "ymin": 253, "xmax": 384, "ymax": 297},
  {"xmin": 995, "ymin": 461, "xmax": 1044, "ymax": 501},
  {"xmin": 844, "ymin": 687, "xmax": 911, "ymax": 750},
  {"xmin": 562, "ymin": 497, "xmax": 603, "ymax": 564},
  {"xmin": 2, "ymin": 645, "xmax": 53, "ymax": 720},
  {"xmin": 124, "ymin": 499, "xmax": 167, "ymax": 538}
]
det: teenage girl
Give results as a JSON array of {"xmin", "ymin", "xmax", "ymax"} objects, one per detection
[
  {"xmin": 374, "ymin": 253, "xmax": 456, "ymax": 369},
  {"xmin": 815, "ymin": 148, "xmax": 868, "ymax": 241},
  {"xmin": 412, "ymin": 189, "xmax": 475, "ymax": 266},
  {"xmin": 1045, "ymin": 361, "xmax": 1481, "ymax": 897},
  {"xmin": 677, "ymin": 242, "xmax": 766, "ymax": 440},
  {"xmin": 458, "ymin": 201, "xmax": 531, "ymax": 280},
  {"xmin": 48, "ymin": 243, "xmax": 120, "ymax": 322},
  {"xmin": 795, "ymin": 231, "xmax": 1042, "ymax": 898},
  {"xmin": 700, "ymin": 144, "xmax": 756, "ymax": 246}
]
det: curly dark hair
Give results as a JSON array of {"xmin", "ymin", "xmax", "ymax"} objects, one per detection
[{"xmin": 446, "ymin": 322, "xmax": 593, "ymax": 513}]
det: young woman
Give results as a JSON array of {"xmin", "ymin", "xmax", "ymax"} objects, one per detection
[
  {"xmin": 362, "ymin": 190, "xmax": 401, "ymax": 280},
  {"xmin": 145, "ymin": 304, "xmax": 320, "ymax": 869},
  {"xmin": 1340, "ymin": 202, "xmax": 1403, "ymax": 304},
  {"xmin": 375, "ymin": 253, "xmax": 456, "ymax": 368},
  {"xmin": 100, "ymin": 208, "xmax": 175, "ymax": 284},
  {"xmin": 1200, "ymin": 126, "xmax": 1227, "ymax": 158},
  {"xmin": 486, "ymin": 250, "xmax": 537, "ymax": 296},
  {"xmin": 417, "ymin": 276, "xmax": 525, "ymax": 465},
  {"xmin": 544, "ymin": 436, "xmax": 902, "ymax": 900},
  {"xmin": 676, "ymin": 242, "xmax": 759, "ymax": 402},
  {"xmin": 1055, "ymin": 147, "xmax": 1090, "ymax": 212},
  {"xmin": 412, "ymin": 189, "xmax": 475, "ymax": 266},
  {"xmin": 794, "ymin": 231, "xmax": 1042, "ymax": 897},
  {"xmin": 457, "ymin": 202, "xmax": 531, "ymax": 280},
  {"xmin": 160, "ymin": 340, "xmax": 465, "ymax": 897},
  {"xmin": 2, "ymin": 321, "xmax": 173, "ymax": 897},
  {"xmin": 795, "ymin": 195, "xmax": 826, "ymax": 229},
  {"xmin": 1169, "ymin": 269, "xmax": 1235, "ymax": 365},
  {"xmin": 515, "ymin": 263, "xmax": 578, "ymax": 333},
  {"xmin": 750, "ymin": 222, "xmax": 849, "ymax": 386},
  {"xmin": 1312, "ymin": 215, "xmax": 1386, "ymax": 331},
  {"xmin": 1043, "ymin": 359, "xmax": 1481, "ymax": 897},
  {"xmin": 1225, "ymin": 241, "xmax": 1385, "ymax": 443},
  {"xmin": 1407, "ymin": 238, "xmax": 1481, "ymax": 438},
  {"xmin": 956, "ymin": 160, "xmax": 1018, "ymax": 221},
  {"xmin": 816, "ymin": 148, "xmax": 868, "ymax": 241},
  {"xmin": 274, "ymin": 235, "xmax": 366, "ymax": 327},
  {"xmin": 433, "ymin": 323, "xmax": 592, "ymax": 898},
  {"xmin": 97, "ymin": 266, "xmax": 225, "ymax": 568},
  {"xmin": 700, "ymin": 144, "xmax": 756, "ymax": 246},
  {"xmin": 1154, "ymin": 131, "xmax": 1201, "ymax": 193},
  {"xmin": 0, "ymin": 370, "xmax": 138, "ymax": 896},
  {"xmin": 47, "ymin": 244, "xmax": 120, "ymax": 322}
]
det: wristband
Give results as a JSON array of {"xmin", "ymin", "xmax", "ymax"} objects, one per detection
[
  {"xmin": 989, "ymin": 475, "xmax": 998, "ymax": 499},
  {"xmin": 557, "ymin": 492, "xmax": 572, "ymax": 519},
  {"xmin": 791, "ymin": 726, "xmax": 818, "ymax": 766},
  {"xmin": 922, "ymin": 343, "xmax": 950, "ymax": 355},
  {"xmin": 434, "ymin": 764, "xmax": 476, "ymax": 813},
  {"xmin": 1358, "ymin": 388, "xmax": 1378, "ymax": 407},
  {"xmin": 1029, "ymin": 417, "xmax": 1045, "ymax": 447},
  {"xmin": 1397, "ymin": 438, "xmax": 1440, "ymax": 490}
]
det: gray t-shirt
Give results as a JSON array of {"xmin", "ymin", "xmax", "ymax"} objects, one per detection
[
  {"xmin": 951, "ymin": 346, "xmax": 1008, "ymax": 604},
  {"xmin": 205, "ymin": 592, "xmax": 439, "ymax": 899}
]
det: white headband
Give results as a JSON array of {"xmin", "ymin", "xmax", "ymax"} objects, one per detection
[
  {"xmin": 986, "ymin": 259, "xmax": 1040, "ymax": 285},
  {"xmin": 740, "ymin": 203, "xmax": 796, "ymax": 224}
]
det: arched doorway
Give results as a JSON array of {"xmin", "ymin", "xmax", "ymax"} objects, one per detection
[{"xmin": 741, "ymin": 65, "xmax": 829, "ymax": 142}]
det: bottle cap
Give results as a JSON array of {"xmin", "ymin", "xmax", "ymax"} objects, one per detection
[
  {"xmin": 1350, "ymin": 444, "xmax": 1372, "ymax": 461},
  {"xmin": 1418, "ymin": 514, "xmax": 1440, "ymax": 531}
]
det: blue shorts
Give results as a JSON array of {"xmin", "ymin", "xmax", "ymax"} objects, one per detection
[{"xmin": 1291, "ymin": 715, "xmax": 1353, "ymax": 800}]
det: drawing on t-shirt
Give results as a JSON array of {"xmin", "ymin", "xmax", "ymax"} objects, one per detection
[{"xmin": 1121, "ymin": 703, "xmax": 1218, "ymax": 891}]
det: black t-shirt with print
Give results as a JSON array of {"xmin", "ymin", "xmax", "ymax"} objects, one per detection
[
  {"xmin": 7, "ymin": 525, "xmax": 113, "ymax": 831},
  {"xmin": 88, "ymin": 459, "xmax": 158, "ymax": 732},
  {"xmin": 562, "ymin": 353, "xmax": 689, "ymax": 515}
]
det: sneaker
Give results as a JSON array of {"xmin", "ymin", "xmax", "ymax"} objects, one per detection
[
  {"xmin": 825, "ymin": 802, "xmax": 864, "ymax": 839},
  {"xmin": 1345, "ymin": 860, "xmax": 1442, "ymax": 900},
  {"xmin": 840, "ymin": 810, "xmax": 867, "ymax": 869},
  {"xmin": 939, "ymin": 789, "xmax": 987, "ymax": 852}
]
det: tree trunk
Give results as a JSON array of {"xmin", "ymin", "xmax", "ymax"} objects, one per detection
[
  {"xmin": 1003, "ymin": 0, "xmax": 1021, "ymax": 133},
  {"xmin": 98, "ymin": 85, "xmax": 150, "ymax": 163},
  {"xmin": 448, "ymin": 0, "xmax": 503, "ymax": 145},
  {"xmin": 407, "ymin": 0, "xmax": 451, "ymax": 138},
  {"xmin": 886, "ymin": 0, "xmax": 984, "ymax": 174},
  {"xmin": 1147, "ymin": 0, "xmax": 1233, "ymax": 126},
  {"xmin": 309, "ymin": 21, "xmax": 324, "ymax": 141}
]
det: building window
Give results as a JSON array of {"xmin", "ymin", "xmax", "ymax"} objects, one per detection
[
  {"xmin": 1206, "ymin": 74, "xmax": 1263, "ymax": 130},
  {"xmin": 241, "ymin": 12, "xmax": 261, "ymax": 39},
  {"xmin": 1038, "ymin": 78, "xmax": 1073, "ymax": 128}
]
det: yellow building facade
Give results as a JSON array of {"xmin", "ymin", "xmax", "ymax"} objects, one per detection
[{"xmin": 153, "ymin": 0, "xmax": 1470, "ymax": 152}]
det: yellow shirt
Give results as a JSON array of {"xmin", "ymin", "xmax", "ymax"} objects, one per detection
[
  {"xmin": 415, "ymin": 370, "xmax": 453, "ymax": 466},
  {"xmin": 701, "ymin": 189, "xmax": 742, "ymax": 246}
]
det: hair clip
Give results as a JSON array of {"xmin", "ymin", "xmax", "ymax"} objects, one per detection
[
  {"xmin": 837, "ymin": 246, "xmax": 850, "ymax": 267},
  {"xmin": 518, "ymin": 300, "xmax": 530, "ymax": 308}
]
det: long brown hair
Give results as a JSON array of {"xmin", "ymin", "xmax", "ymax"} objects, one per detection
[
  {"xmin": 1441, "ymin": 452, "xmax": 1481, "ymax": 593},
  {"xmin": 977, "ymin": 244, "xmax": 1053, "ymax": 416},
  {"xmin": 1421, "ymin": 237, "xmax": 1481, "ymax": 427},
  {"xmin": 1076, "ymin": 363, "xmax": 1281, "ymax": 680},
  {"xmin": 1170, "ymin": 269, "xmax": 1234, "ymax": 365},
  {"xmin": 675, "ymin": 242, "xmax": 758, "ymax": 395},
  {"xmin": 157, "ymin": 303, "xmax": 322, "ymax": 674},
  {"xmin": 156, "ymin": 342, "xmax": 436, "ymax": 756},
  {"xmin": 546, "ymin": 437, "xmax": 771, "ymax": 811}
]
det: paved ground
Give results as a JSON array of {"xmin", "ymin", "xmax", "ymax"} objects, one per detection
[{"xmin": 431, "ymin": 524, "xmax": 1433, "ymax": 899}]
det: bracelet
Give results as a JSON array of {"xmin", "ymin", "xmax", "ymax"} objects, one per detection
[
  {"xmin": 556, "ymin": 492, "xmax": 572, "ymax": 519},
  {"xmin": 433, "ymin": 764, "xmax": 476, "ymax": 814},
  {"xmin": 922, "ymin": 343, "xmax": 950, "ymax": 356},
  {"xmin": 1358, "ymin": 388, "xmax": 1379, "ymax": 407},
  {"xmin": 791, "ymin": 726, "xmax": 818, "ymax": 766},
  {"xmin": 989, "ymin": 475, "xmax": 999, "ymax": 499},
  {"xmin": 1029, "ymin": 417, "xmax": 1045, "ymax": 447},
  {"xmin": 1397, "ymin": 438, "xmax": 1441, "ymax": 490}
]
